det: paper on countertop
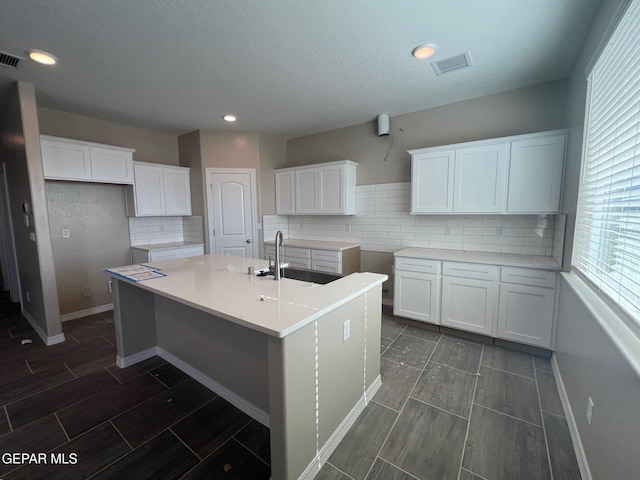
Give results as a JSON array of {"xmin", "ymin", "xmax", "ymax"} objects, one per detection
[{"xmin": 104, "ymin": 264, "xmax": 166, "ymax": 282}]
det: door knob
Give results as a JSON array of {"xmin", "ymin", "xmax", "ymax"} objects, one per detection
[{"xmin": 246, "ymin": 239, "xmax": 252, "ymax": 243}]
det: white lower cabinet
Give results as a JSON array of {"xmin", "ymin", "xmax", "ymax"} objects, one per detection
[
  {"xmin": 131, "ymin": 245, "xmax": 204, "ymax": 263},
  {"xmin": 393, "ymin": 271, "xmax": 440, "ymax": 324},
  {"xmin": 394, "ymin": 253, "xmax": 557, "ymax": 349},
  {"xmin": 497, "ymin": 268, "xmax": 556, "ymax": 348},
  {"xmin": 441, "ymin": 275, "xmax": 497, "ymax": 336}
]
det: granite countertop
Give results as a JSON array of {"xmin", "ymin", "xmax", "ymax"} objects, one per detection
[
  {"xmin": 106, "ymin": 253, "xmax": 386, "ymax": 338},
  {"xmin": 394, "ymin": 247, "xmax": 562, "ymax": 271},
  {"xmin": 264, "ymin": 238, "xmax": 360, "ymax": 251},
  {"xmin": 131, "ymin": 242, "xmax": 204, "ymax": 252}
]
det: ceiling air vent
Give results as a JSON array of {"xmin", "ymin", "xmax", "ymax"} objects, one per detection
[
  {"xmin": 431, "ymin": 51, "xmax": 472, "ymax": 76},
  {"xmin": 0, "ymin": 51, "xmax": 22, "ymax": 69}
]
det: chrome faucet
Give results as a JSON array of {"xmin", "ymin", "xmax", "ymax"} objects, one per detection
[{"xmin": 274, "ymin": 230, "xmax": 285, "ymax": 280}]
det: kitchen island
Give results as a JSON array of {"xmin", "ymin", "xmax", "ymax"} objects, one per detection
[{"xmin": 106, "ymin": 253, "xmax": 386, "ymax": 480}]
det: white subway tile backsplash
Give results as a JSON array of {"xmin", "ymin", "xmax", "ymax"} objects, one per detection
[{"xmin": 262, "ymin": 182, "xmax": 565, "ymax": 259}]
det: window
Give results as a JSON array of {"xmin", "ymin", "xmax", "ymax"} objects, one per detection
[{"xmin": 573, "ymin": 0, "xmax": 640, "ymax": 326}]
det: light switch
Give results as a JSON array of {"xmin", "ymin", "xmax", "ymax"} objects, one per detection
[{"xmin": 62, "ymin": 228, "xmax": 71, "ymax": 239}]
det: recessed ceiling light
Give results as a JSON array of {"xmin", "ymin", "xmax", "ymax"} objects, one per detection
[
  {"xmin": 412, "ymin": 44, "xmax": 436, "ymax": 60},
  {"xmin": 28, "ymin": 49, "xmax": 57, "ymax": 65},
  {"xmin": 223, "ymin": 114, "xmax": 237, "ymax": 122}
]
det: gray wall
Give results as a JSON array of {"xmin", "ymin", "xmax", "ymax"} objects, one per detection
[
  {"xmin": 45, "ymin": 182, "xmax": 131, "ymax": 315},
  {"xmin": 555, "ymin": 1, "xmax": 640, "ymax": 478},
  {"xmin": 37, "ymin": 106, "xmax": 181, "ymax": 315},
  {"xmin": 178, "ymin": 129, "xmax": 287, "ymax": 252},
  {"xmin": 288, "ymin": 80, "xmax": 568, "ymax": 185},
  {"xmin": 0, "ymin": 82, "xmax": 62, "ymax": 340}
]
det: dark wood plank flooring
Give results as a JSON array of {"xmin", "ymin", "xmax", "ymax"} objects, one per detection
[{"xmin": 0, "ymin": 295, "xmax": 270, "ymax": 480}]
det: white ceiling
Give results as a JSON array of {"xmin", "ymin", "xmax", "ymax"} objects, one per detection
[{"xmin": 0, "ymin": 0, "xmax": 601, "ymax": 139}]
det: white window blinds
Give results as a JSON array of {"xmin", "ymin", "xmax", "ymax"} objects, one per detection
[{"xmin": 573, "ymin": 0, "xmax": 640, "ymax": 325}]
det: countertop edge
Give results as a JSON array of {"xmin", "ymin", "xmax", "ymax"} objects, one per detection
[
  {"xmin": 131, "ymin": 242, "xmax": 205, "ymax": 252},
  {"xmin": 393, "ymin": 247, "xmax": 562, "ymax": 271}
]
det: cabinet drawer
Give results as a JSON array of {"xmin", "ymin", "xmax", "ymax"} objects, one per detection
[
  {"xmin": 312, "ymin": 249, "xmax": 341, "ymax": 263},
  {"xmin": 443, "ymin": 262, "xmax": 497, "ymax": 281},
  {"xmin": 395, "ymin": 256, "xmax": 441, "ymax": 274},
  {"xmin": 285, "ymin": 246, "xmax": 311, "ymax": 259},
  {"xmin": 311, "ymin": 259, "xmax": 340, "ymax": 273},
  {"xmin": 500, "ymin": 267, "xmax": 556, "ymax": 288},
  {"xmin": 284, "ymin": 257, "xmax": 311, "ymax": 269}
]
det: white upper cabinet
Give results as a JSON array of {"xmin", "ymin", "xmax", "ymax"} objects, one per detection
[
  {"xmin": 410, "ymin": 130, "xmax": 567, "ymax": 214},
  {"xmin": 454, "ymin": 143, "xmax": 508, "ymax": 213},
  {"xmin": 507, "ymin": 133, "xmax": 566, "ymax": 213},
  {"xmin": 275, "ymin": 170, "xmax": 295, "ymax": 215},
  {"xmin": 275, "ymin": 160, "xmax": 357, "ymax": 215},
  {"xmin": 126, "ymin": 162, "xmax": 191, "ymax": 217},
  {"xmin": 411, "ymin": 150, "xmax": 455, "ymax": 213},
  {"xmin": 41, "ymin": 135, "xmax": 134, "ymax": 184}
]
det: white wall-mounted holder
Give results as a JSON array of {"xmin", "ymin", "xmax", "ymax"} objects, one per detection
[{"xmin": 377, "ymin": 114, "xmax": 390, "ymax": 136}]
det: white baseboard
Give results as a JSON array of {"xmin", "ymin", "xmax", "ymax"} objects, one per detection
[
  {"xmin": 551, "ymin": 354, "xmax": 592, "ymax": 480},
  {"xmin": 299, "ymin": 375, "xmax": 383, "ymax": 480},
  {"xmin": 156, "ymin": 347, "xmax": 271, "ymax": 428},
  {"xmin": 22, "ymin": 309, "xmax": 66, "ymax": 345},
  {"xmin": 116, "ymin": 347, "xmax": 157, "ymax": 368},
  {"xmin": 382, "ymin": 298, "xmax": 393, "ymax": 307},
  {"xmin": 61, "ymin": 303, "xmax": 113, "ymax": 322}
]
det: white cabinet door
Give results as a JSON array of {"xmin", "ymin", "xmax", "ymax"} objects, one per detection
[
  {"xmin": 133, "ymin": 164, "xmax": 165, "ymax": 215},
  {"xmin": 41, "ymin": 138, "xmax": 92, "ymax": 181},
  {"xmin": 498, "ymin": 283, "xmax": 555, "ymax": 348},
  {"xmin": 454, "ymin": 143, "xmax": 507, "ymax": 213},
  {"xmin": 318, "ymin": 164, "xmax": 344, "ymax": 214},
  {"xmin": 295, "ymin": 168, "xmax": 319, "ymax": 214},
  {"xmin": 275, "ymin": 170, "xmax": 295, "ymax": 215},
  {"xmin": 394, "ymin": 270, "xmax": 441, "ymax": 324},
  {"xmin": 163, "ymin": 167, "xmax": 191, "ymax": 215},
  {"xmin": 90, "ymin": 147, "xmax": 134, "ymax": 184},
  {"xmin": 411, "ymin": 150, "xmax": 455, "ymax": 213},
  {"xmin": 441, "ymin": 276, "xmax": 496, "ymax": 335},
  {"xmin": 507, "ymin": 134, "xmax": 566, "ymax": 213}
]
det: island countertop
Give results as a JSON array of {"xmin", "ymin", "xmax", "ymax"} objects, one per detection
[{"xmin": 106, "ymin": 253, "xmax": 386, "ymax": 338}]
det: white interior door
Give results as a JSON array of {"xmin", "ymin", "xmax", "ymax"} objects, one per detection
[{"xmin": 207, "ymin": 168, "xmax": 257, "ymax": 258}]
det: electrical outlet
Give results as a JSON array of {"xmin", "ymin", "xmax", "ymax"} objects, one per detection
[
  {"xmin": 62, "ymin": 228, "xmax": 71, "ymax": 239},
  {"xmin": 497, "ymin": 227, "xmax": 505, "ymax": 237},
  {"xmin": 586, "ymin": 397, "xmax": 594, "ymax": 425},
  {"xmin": 343, "ymin": 319, "xmax": 351, "ymax": 342},
  {"xmin": 108, "ymin": 280, "xmax": 113, "ymax": 294},
  {"xmin": 445, "ymin": 226, "xmax": 452, "ymax": 235}
]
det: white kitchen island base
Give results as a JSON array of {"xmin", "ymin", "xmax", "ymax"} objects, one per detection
[{"xmin": 108, "ymin": 253, "xmax": 386, "ymax": 480}]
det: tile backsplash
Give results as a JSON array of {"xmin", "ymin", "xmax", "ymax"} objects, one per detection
[
  {"xmin": 129, "ymin": 216, "xmax": 204, "ymax": 246},
  {"xmin": 263, "ymin": 182, "xmax": 564, "ymax": 259}
]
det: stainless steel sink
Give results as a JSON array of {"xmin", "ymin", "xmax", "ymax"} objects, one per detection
[
  {"xmin": 282, "ymin": 267, "xmax": 342, "ymax": 284},
  {"xmin": 259, "ymin": 267, "xmax": 342, "ymax": 284}
]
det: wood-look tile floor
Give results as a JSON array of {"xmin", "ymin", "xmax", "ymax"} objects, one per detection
[
  {"xmin": 0, "ymin": 292, "xmax": 581, "ymax": 480},
  {"xmin": 316, "ymin": 316, "xmax": 583, "ymax": 480}
]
